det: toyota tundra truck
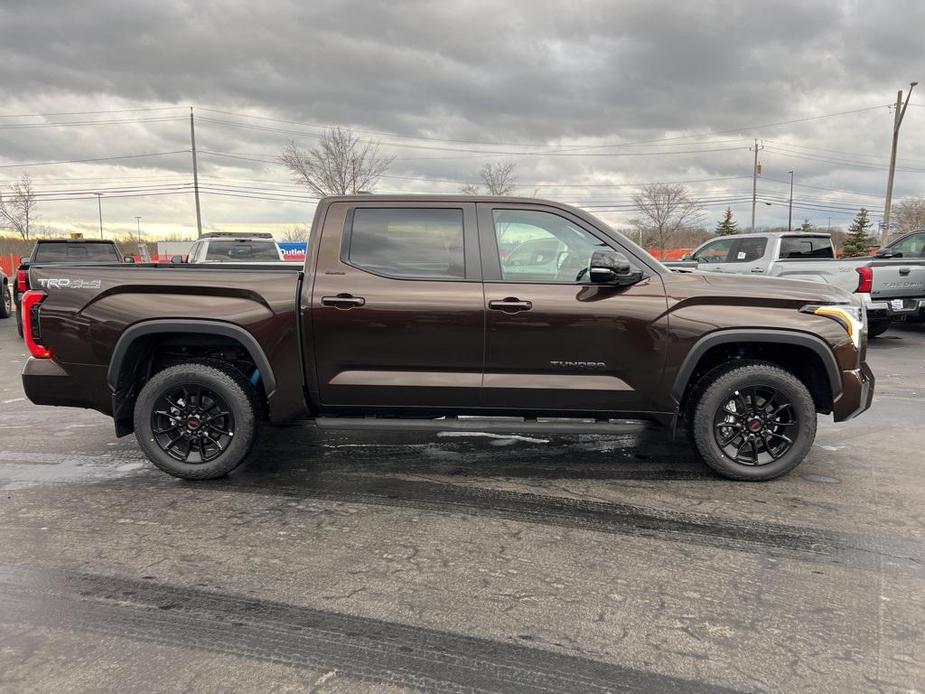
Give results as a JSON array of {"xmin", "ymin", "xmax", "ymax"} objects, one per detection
[{"xmin": 20, "ymin": 196, "xmax": 874, "ymax": 481}]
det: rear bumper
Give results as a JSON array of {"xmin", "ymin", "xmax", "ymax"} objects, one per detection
[
  {"xmin": 861, "ymin": 294, "xmax": 925, "ymax": 319},
  {"xmin": 832, "ymin": 361, "xmax": 875, "ymax": 422},
  {"xmin": 22, "ymin": 357, "xmax": 112, "ymax": 414}
]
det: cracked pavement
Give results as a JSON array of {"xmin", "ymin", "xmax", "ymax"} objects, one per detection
[{"xmin": 0, "ymin": 319, "xmax": 923, "ymax": 692}]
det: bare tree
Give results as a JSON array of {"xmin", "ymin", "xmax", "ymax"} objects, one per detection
[
  {"xmin": 280, "ymin": 224, "xmax": 309, "ymax": 242},
  {"xmin": 280, "ymin": 128, "xmax": 395, "ymax": 196},
  {"xmin": 459, "ymin": 162, "xmax": 518, "ymax": 195},
  {"xmin": 630, "ymin": 183, "xmax": 703, "ymax": 256},
  {"xmin": 0, "ymin": 173, "xmax": 38, "ymax": 241},
  {"xmin": 893, "ymin": 197, "xmax": 925, "ymax": 235}
]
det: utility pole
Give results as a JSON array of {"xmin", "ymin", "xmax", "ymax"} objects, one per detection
[
  {"xmin": 882, "ymin": 82, "xmax": 917, "ymax": 241},
  {"xmin": 96, "ymin": 193, "xmax": 103, "ymax": 238},
  {"xmin": 749, "ymin": 139, "xmax": 764, "ymax": 231},
  {"xmin": 135, "ymin": 216, "xmax": 142, "ymax": 241},
  {"xmin": 787, "ymin": 170, "xmax": 794, "ymax": 231},
  {"xmin": 190, "ymin": 106, "xmax": 203, "ymax": 238}
]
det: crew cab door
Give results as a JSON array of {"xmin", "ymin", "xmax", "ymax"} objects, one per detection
[
  {"xmin": 308, "ymin": 201, "xmax": 484, "ymax": 409},
  {"xmin": 477, "ymin": 203, "xmax": 669, "ymax": 414}
]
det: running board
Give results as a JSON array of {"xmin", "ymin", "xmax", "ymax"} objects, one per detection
[{"xmin": 314, "ymin": 416, "xmax": 652, "ymax": 435}]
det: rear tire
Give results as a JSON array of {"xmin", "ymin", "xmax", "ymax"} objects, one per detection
[
  {"xmin": 0, "ymin": 282, "xmax": 11, "ymax": 319},
  {"xmin": 867, "ymin": 319, "xmax": 891, "ymax": 338},
  {"xmin": 691, "ymin": 362, "xmax": 817, "ymax": 481},
  {"xmin": 133, "ymin": 362, "xmax": 258, "ymax": 480}
]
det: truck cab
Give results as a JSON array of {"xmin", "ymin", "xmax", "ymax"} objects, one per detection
[{"xmin": 687, "ymin": 233, "xmax": 834, "ymax": 274}]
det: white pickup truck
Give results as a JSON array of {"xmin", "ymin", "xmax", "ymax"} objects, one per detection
[{"xmin": 672, "ymin": 231, "xmax": 925, "ymax": 336}]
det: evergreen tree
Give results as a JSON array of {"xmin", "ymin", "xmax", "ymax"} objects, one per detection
[
  {"xmin": 800, "ymin": 219, "xmax": 814, "ymax": 232},
  {"xmin": 842, "ymin": 208, "xmax": 875, "ymax": 257},
  {"xmin": 715, "ymin": 207, "xmax": 738, "ymax": 236}
]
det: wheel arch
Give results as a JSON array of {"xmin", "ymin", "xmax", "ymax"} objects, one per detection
[
  {"xmin": 673, "ymin": 329, "xmax": 841, "ymax": 415},
  {"xmin": 107, "ymin": 319, "xmax": 277, "ymax": 436}
]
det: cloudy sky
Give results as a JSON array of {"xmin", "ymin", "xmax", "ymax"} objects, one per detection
[{"xmin": 1, "ymin": 0, "xmax": 923, "ymax": 240}]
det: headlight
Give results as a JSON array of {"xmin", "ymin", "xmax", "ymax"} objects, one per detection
[{"xmin": 800, "ymin": 303, "xmax": 866, "ymax": 348}]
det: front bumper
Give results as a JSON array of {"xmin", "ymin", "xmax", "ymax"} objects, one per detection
[
  {"xmin": 832, "ymin": 361, "xmax": 875, "ymax": 422},
  {"xmin": 860, "ymin": 294, "xmax": 925, "ymax": 320}
]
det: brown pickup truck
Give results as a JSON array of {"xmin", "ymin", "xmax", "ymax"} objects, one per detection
[{"xmin": 21, "ymin": 195, "xmax": 874, "ymax": 481}]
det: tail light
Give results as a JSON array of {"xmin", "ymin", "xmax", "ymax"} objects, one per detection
[
  {"xmin": 22, "ymin": 290, "xmax": 52, "ymax": 359},
  {"xmin": 855, "ymin": 266, "xmax": 872, "ymax": 294},
  {"xmin": 16, "ymin": 268, "xmax": 29, "ymax": 293}
]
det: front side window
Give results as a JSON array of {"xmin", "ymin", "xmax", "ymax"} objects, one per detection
[
  {"xmin": 692, "ymin": 238, "xmax": 733, "ymax": 263},
  {"xmin": 889, "ymin": 232, "xmax": 925, "ymax": 258},
  {"xmin": 347, "ymin": 208, "xmax": 465, "ymax": 279},
  {"xmin": 492, "ymin": 209, "xmax": 609, "ymax": 283},
  {"xmin": 729, "ymin": 238, "xmax": 768, "ymax": 263}
]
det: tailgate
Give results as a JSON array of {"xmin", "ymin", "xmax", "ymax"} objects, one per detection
[{"xmin": 869, "ymin": 260, "xmax": 925, "ymax": 300}]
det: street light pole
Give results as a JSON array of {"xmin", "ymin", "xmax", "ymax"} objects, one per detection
[
  {"xmin": 135, "ymin": 216, "xmax": 142, "ymax": 240},
  {"xmin": 96, "ymin": 193, "xmax": 103, "ymax": 238},
  {"xmin": 882, "ymin": 82, "xmax": 917, "ymax": 241},
  {"xmin": 787, "ymin": 170, "xmax": 794, "ymax": 232}
]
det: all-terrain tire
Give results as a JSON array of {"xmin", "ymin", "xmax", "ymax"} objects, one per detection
[
  {"xmin": 867, "ymin": 319, "xmax": 892, "ymax": 338},
  {"xmin": 691, "ymin": 362, "xmax": 817, "ymax": 481},
  {"xmin": 0, "ymin": 281, "xmax": 11, "ymax": 319},
  {"xmin": 133, "ymin": 361, "xmax": 259, "ymax": 480}
]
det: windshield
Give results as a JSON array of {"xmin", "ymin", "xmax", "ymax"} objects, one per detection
[
  {"xmin": 32, "ymin": 242, "xmax": 121, "ymax": 263},
  {"xmin": 204, "ymin": 240, "xmax": 281, "ymax": 262}
]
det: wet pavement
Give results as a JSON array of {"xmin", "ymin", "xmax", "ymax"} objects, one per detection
[{"xmin": 0, "ymin": 319, "xmax": 923, "ymax": 693}]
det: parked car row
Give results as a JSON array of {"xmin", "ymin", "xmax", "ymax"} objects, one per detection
[
  {"xmin": 666, "ymin": 229, "xmax": 925, "ymax": 336},
  {"xmin": 18, "ymin": 195, "xmax": 874, "ymax": 483}
]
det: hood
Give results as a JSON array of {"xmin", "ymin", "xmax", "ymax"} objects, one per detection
[{"xmin": 664, "ymin": 270, "xmax": 855, "ymax": 307}]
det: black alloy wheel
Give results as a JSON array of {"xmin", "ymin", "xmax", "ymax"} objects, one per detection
[
  {"xmin": 151, "ymin": 384, "xmax": 236, "ymax": 464},
  {"xmin": 713, "ymin": 385, "xmax": 798, "ymax": 466}
]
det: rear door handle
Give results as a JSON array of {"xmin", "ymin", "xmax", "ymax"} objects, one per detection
[
  {"xmin": 488, "ymin": 298, "xmax": 532, "ymax": 313},
  {"xmin": 321, "ymin": 294, "xmax": 366, "ymax": 308},
  {"xmin": 750, "ymin": 267, "xmax": 764, "ymax": 273}
]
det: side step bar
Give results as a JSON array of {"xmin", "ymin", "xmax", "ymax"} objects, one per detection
[{"xmin": 315, "ymin": 416, "xmax": 651, "ymax": 435}]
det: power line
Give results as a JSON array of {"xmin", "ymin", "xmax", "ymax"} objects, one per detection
[
  {"xmin": 0, "ymin": 106, "xmax": 187, "ymax": 119},
  {"xmin": 0, "ymin": 116, "xmax": 187, "ymax": 130},
  {"xmin": 0, "ymin": 150, "xmax": 189, "ymax": 169}
]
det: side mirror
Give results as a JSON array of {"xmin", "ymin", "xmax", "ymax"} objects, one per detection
[
  {"xmin": 588, "ymin": 250, "xmax": 644, "ymax": 286},
  {"xmin": 874, "ymin": 248, "xmax": 894, "ymax": 258},
  {"xmin": 170, "ymin": 255, "xmax": 185, "ymax": 264},
  {"xmin": 20, "ymin": 257, "xmax": 30, "ymax": 266},
  {"xmin": 123, "ymin": 256, "xmax": 136, "ymax": 264}
]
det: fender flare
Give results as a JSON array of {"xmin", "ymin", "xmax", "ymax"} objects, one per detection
[
  {"xmin": 106, "ymin": 319, "xmax": 277, "ymax": 396},
  {"xmin": 671, "ymin": 328, "xmax": 842, "ymax": 403}
]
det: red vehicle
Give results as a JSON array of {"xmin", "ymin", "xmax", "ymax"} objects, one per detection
[{"xmin": 21, "ymin": 196, "xmax": 873, "ymax": 482}]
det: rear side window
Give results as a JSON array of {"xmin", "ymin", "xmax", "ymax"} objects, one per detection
[
  {"xmin": 779, "ymin": 237, "xmax": 834, "ymax": 259},
  {"xmin": 729, "ymin": 238, "xmax": 767, "ymax": 263},
  {"xmin": 347, "ymin": 208, "xmax": 465, "ymax": 279},
  {"xmin": 204, "ymin": 240, "xmax": 281, "ymax": 261},
  {"xmin": 32, "ymin": 243, "xmax": 121, "ymax": 262}
]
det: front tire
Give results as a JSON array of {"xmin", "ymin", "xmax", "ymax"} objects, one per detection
[
  {"xmin": 691, "ymin": 362, "xmax": 817, "ymax": 481},
  {"xmin": 133, "ymin": 362, "xmax": 258, "ymax": 480}
]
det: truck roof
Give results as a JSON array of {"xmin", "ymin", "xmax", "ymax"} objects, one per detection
[
  {"xmin": 721, "ymin": 231, "xmax": 832, "ymax": 239},
  {"xmin": 320, "ymin": 194, "xmax": 569, "ymax": 205}
]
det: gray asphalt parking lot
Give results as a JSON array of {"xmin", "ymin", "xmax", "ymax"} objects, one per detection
[{"xmin": 0, "ymin": 318, "xmax": 922, "ymax": 693}]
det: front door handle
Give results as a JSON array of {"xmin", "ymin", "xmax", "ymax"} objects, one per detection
[
  {"xmin": 322, "ymin": 294, "xmax": 366, "ymax": 308},
  {"xmin": 488, "ymin": 297, "xmax": 532, "ymax": 313},
  {"xmin": 750, "ymin": 266, "xmax": 764, "ymax": 273}
]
